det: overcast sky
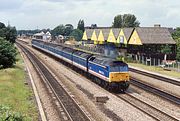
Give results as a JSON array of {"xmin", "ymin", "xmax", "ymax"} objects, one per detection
[{"xmin": 0, "ymin": 0, "xmax": 180, "ymax": 30}]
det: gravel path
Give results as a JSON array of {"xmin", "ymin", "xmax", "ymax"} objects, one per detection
[{"xmin": 130, "ymin": 71, "xmax": 180, "ymax": 97}]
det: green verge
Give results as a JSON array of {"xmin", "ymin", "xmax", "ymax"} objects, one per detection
[
  {"xmin": 0, "ymin": 51, "xmax": 38, "ymax": 120},
  {"xmin": 128, "ymin": 63, "xmax": 180, "ymax": 78}
]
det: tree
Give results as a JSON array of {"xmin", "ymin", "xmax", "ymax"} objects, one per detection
[
  {"xmin": 5, "ymin": 26, "xmax": 17, "ymax": 43},
  {"xmin": 70, "ymin": 29, "xmax": 83, "ymax": 41},
  {"xmin": 17, "ymin": 29, "xmax": 45, "ymax": 35},
  {"xmin": 51, "ymin": 24, "xmax": 65, "ymax": 36},
  {"xmin": 176, "ymin": 42, "xmax": 180, "ymax": 61},
  {"xmin": 172, "ymin": 27, "xmax": 180, "ymax": 61},
  {"xmin": 64, "ymin": 24, "xmax": 74, "ymax": 36},
  {"xmin": 0, "ymin": 28, "xmax": 6, "ymax": 38},
  {"xmin": 0, "ymin": 38, "xmax": 17, "ymax": 68},
  {"xmin": 65, "ymin": 24, "xmax": 73, "ymax": 30},
  {"xmin": 91, "ymin": 24, "xmax": 97, "ymax": 29},
  {"xmin": 112, "ymin": 14, "xmax": 140, "ymax": 28},
  {"xmin": 161, "ymin": 45, "xmax": 172, "ymax": 60},
  {"xmin": 0, "ymin": 23, "xmax": 17, "ymax": 43},
  {"xmin": 161, "ymin": 45, "xmax": 172, "ymax": 54},
  {"xmin": 172, "ymin": 27, "xmax": 180, "ymax": 40},
  {"xmin": 77, "ymin": 19, "xmax": 85, "ymax": 32},
  {"xmin": 0, "ymin": 22, "xmax": 6, "ymax": 29},
  {"xmin": 112, "ymin": 15, "xmax": 122, "ymax": 28}
]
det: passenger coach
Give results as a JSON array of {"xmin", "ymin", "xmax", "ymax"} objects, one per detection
[{"xmin": 31, "ymin": 39, "xmax": 129, "ymax": 91}]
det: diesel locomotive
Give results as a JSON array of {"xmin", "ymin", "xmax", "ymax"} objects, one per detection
[{"xmin": 31, "ymin": 39, "xmax": 129, "ymax": 91}]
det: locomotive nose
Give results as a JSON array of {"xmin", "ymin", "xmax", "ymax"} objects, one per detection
[{"xmin": 109, "ymin": 72, "xmax": 129, "ymax": 82}]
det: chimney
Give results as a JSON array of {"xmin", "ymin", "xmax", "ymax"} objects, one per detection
[{"xmin": 154, "ymin": 24, "xmax": 161, "ymax": 27}]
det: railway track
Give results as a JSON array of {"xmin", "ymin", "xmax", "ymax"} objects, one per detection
[
  {"xmin": 17, "ymin": 40, "xmax": 179, "ymax": 120},
  {"xmin": 130, "ymin": 78, "xmax": 180, "ymax": 105},
  {"xmin": 129, "ymin": 67, "xmax": 180, "ymax": 86},
  {"xmin": 17, "ymin": 42, "xmax": 91, "ymax": 121},
  {"xmin": 117, "ymin": 93, "xmax": 179, "ymax": 121}
]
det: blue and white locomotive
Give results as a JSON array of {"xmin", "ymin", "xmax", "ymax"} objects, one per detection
[{"xmin": 31, "ymin": 39, "xmax": 129, "ymax": 91}]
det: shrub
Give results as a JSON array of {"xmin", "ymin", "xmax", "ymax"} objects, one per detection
[
  {"xmin": 0, "ymin": 105, "xmax": 24, "ymax": 121},
  {"xmin": 0, "ymin": 38, "xmax": 17, "ymax": 68}
]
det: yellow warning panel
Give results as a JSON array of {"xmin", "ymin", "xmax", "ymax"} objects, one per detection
[
  {"xmin": 97, "ymin": 30, "xmax": 104, "ymax": 44},
  {"xmin": 128, "ymin": 29, "xmax": 142, "ymax": 45},
  {"xmin": 82, "ymin": 30, "xmax": 87, "ymax": 40},
  {"xmin": 94, "ymin": 40, "xmax": 98, "ymax": 44},
  {"xmin": 91, "ymin": 30, "xmax": 97, "ymax": 41},
  {"xmin": 117, "ymin": 29, "xmax": 127, "ymax": 44},
  {"xmin": 107, "ymin": 29, "xmax": 116, "ymax": 43}
]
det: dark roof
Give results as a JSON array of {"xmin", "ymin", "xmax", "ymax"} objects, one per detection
[
  {"xmin": 136, "ymin": 27, "xmax": 176, "ymax": 44},
  {"xmin": 86, "ymin": 29, "xmax": 94, "ymax": 39},
  {"xmin": 168, "ymin": 28, "xmax": 175, "ymax": 34},
  {"xmin": 101, "ymin": 29, "xmax": 110, "ymax": 40},
  {"xmin": 85, "ymin": 28, "xmax": 109, "ymax": 40},
  {"xmin": 123, "ymin": 28, "xmax": 134, "ymax": 41},
  {"xmin": 85, "ymin": 27, "xmax": 112, "ymax": 29},
  {"xmin": 112, "ymin": 28, "xmax": 120, "ymax": 38},
  {"xmin": 95, "ymin": 29, "xmax": 100, "ymax": 37}
]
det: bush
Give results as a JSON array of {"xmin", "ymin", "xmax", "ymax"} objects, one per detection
[
  {"xmin": 176, "ymin": 40, "xmax": 180, "ymax": 61},
  {"xmin": 0, "ymin": 38, "xmax": 17, "ymax": 68},
  {"xmin": 70, "ymin": 29, "xmax": 83, "ymax": 41},
  {"xmin": 0, "ymin": 105, "xmax": 24, "ymax": 121}
]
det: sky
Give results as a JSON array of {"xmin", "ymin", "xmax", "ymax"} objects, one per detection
[{"xmin": 0, "ymin": 0, "xmax": 180, "ymax": 30}]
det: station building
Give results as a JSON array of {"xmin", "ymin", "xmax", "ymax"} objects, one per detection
[
  {"xmin": 128, "ymin": 27, "xmax": 176, "ymax": 61},
  {"xmin": 82, "ymin": 26, "xmax": 176, "ymax": 62},
  {"xmin": 33, "ymin": 31, "xmax": 51, "ymax": 41}
]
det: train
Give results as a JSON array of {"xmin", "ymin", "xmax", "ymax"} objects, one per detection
[{"xmin": 31, "ymin": 39, "xmax": 130, "ymax": 92}]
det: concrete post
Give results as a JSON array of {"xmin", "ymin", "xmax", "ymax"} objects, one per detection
[{"xmin": 135, "ymin": 54, "xmax": 138, "ymax": 61}]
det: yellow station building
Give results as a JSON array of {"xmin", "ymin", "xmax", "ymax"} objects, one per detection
[
  {"xmin": 82, "ymin": 26, "xmax": 175, "ymax": 46},
  {"xmin": 107, "ymin": 28, "xmax": 120, "ymax": 43},
  {"xmin": 97, "ymin": 30, "xmax": 104, "ymax": 44},
  {"xmin": 83, "ymin": 28, "xmax": 134, "ymax": 45},
  {"xmin": 91, "ymin": 29, "xmax": 100, "ymax": 44},
  {"xmin": 82, "ymin": 29, "xmax": 94, "ymax": 41},
  {"xmin": 81, "ymin": 26, "xmax": 176, "ymax": 60},
  {"xmin": 117, "ymin": 28, "xmax": 134, "ymax": 45}
]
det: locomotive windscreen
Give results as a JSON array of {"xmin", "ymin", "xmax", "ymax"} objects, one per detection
[{"xmin": 109, "ymin": 61, "xmax": 128, "ymax": 72}]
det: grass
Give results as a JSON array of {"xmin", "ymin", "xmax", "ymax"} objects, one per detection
[
  {"xmin": 128, "ymin": 63, "xmax": 180, "ymax": 78},
  {"xmin": 0, "ymin": 51, "xmax": 38, "ymax": 120}
]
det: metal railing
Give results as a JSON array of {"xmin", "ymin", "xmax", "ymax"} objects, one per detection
[{"xmin": 130, "ymin": 54, "xmax": 180, "ymax": 72}]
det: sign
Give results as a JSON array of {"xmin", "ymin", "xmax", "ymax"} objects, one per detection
[
  {"xmin": 146, "ymin": 59, "xmax": 151, "ymax": 61},
  {"xmin": 120, "ymin": 36, "xmax": 124, "ymax": 43}
]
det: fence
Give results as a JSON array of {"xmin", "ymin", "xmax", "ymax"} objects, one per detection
[
  {"xmin": 131, "ymin": 54, "xmax": 180, "ymax": 72},
  {"xmin": 165, "ymin": 61, "xmax": 180, "ymax": 72}
]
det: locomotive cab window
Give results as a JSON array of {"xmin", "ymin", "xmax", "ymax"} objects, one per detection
[
  {"xmin": 110, "ymin": 61, "xmax": 128, "ymax": 72},
  {"xmin": 89, "ymin": 57, "xmax": 95, "ymax": 61}
]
